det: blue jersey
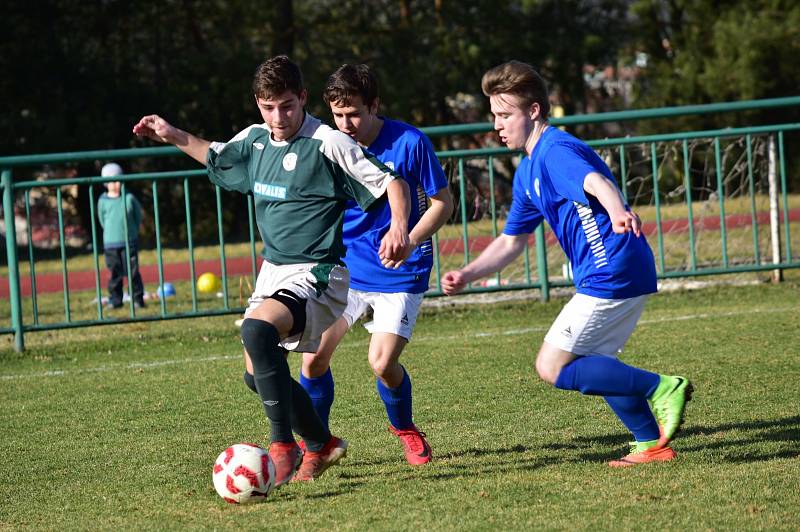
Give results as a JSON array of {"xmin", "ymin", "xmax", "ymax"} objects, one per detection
[
  {"xmin": 503, "ymin": 127, "xmax": 657, "ymax": 299},
  {"xmin": 343, "ymin": 118, "xmax": 448, "ymax": 293}
]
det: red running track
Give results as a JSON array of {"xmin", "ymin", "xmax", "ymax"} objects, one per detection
[
  {"xmin": 3, "ymin": 209, "xmax": 798, "ymax": 298},
  {"xmin": 2, "ymin": 257, "xmax": 261, "ymax": 298}
]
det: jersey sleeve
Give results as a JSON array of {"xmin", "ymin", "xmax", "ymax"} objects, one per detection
[
  {"xmin": 503, "ymin": 167, "xmax": 544, "ymax": 235},
  {"xmin": 413, "ymin": 133, "xmax": 448, "ymax": 196},
  {"xmin": 319, "ymin": 130, "xmax": 397, "ymax": 211},
  {"xmin": 542, "ymin": 143, "xmax": 600, "ymax": 204},
  {"xmin": 205, "ymin": 125, "xmax": 258, "ymax": 194}
]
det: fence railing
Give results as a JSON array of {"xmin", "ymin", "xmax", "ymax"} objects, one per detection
[
  {"xmin": 2, "ymin": 96, "xmax": 799, "ymax": 351},
  {"xmin": 432, "ymin": 123, "xmax": 799, "ymax": 296}
]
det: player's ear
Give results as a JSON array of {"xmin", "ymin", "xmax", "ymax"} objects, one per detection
[
  {"xmin": 370, "ymin": 97, "xmax": 380, "ymax": 115},
  {"xmin": 298, "ymin": 89, "xmax": 308, "ymax": 107},
  {"xmin": 528, "ymin": 102, "xmax": 540, "ymax": 121}
]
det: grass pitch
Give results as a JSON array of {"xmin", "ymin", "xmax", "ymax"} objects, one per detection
[{"xmin": 1, "ymin": 282, "xmax": 799, "ymax": 530}]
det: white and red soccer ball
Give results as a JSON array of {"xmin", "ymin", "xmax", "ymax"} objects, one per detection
[{"xmin": 212, "ymin": 443, "xmax": 276, "ymax": 504}]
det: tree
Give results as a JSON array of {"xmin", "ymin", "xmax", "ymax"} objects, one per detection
[
  {"xmin": 6, "ymin": 0, "xmax": 796, "ymax": 244},
  {"xmin": 629, "ymin": 0, "xmax": 800, "ymax": 130}
]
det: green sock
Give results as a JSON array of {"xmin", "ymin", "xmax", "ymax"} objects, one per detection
[{"xmin": 635, "ymin": 439, "xmax": 660, "ymax": 452}]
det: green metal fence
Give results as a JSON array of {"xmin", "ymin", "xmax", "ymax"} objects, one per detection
[
  {"xmin": 2, "ymin": 96, "xmax": 799, "ymax": 351},
  {"xmin": 431, "ymin": 123, "xmax": 800, "ymax": 296}
]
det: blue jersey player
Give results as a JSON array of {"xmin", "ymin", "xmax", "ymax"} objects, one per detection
[
  {"xmin": 441, "ymin": 61, "xmax": 693, "ymax": 466},
  {"xmin": 301, "ymin": 64, "xmax": 453, "ymax": 465}
]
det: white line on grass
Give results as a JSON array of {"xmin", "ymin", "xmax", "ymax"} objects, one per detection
[
  {"xmin": 1, "ymin": 305, "xmax": 794, "ymax": 381},
  {"xmin": 0, "ymin": 354, "xmax": 240, "ymax": 381},
  {"xmin": 416, "ymin": 305, "xmax": 795, "ymax": 344}
]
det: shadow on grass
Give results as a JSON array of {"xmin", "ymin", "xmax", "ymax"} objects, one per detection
[
  {"xmin": 336, "ymin": 443, "xmax": 548, "ymax": 486},
  {"xmin": 269, "ymin": 416, "xmax": 800, "ymax": 500},
  {"xmin": 293, "ymin": 481, "xmax": 370, "ymax": 500},
  {"xmin": 345, "ymin": 443, "xmax": 536, "ymax": 468},
  {"xmin": 263, "ymin": 481, "xmax": 366, "ymax": 502},
  {"xmin": 547, "ymin": 415, "xmax": 800, "ymax": 463},
  {"xmin": 439, "ymin": 443, "xmax": 533, "ymax": 459},
  {"xmin": 680, "ymin": 415, "xmax": 800, "ymax": 463}
]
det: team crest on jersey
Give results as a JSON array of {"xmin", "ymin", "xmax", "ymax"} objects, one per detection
[
  {"xmin": 253, "ymin": 142, "xmax": 265, "ymax": 150},
  {"xmin": 282, "ymin": 153, "xmax": 298, "ymax": 171},
  {"xmin": 534, "ymin": 178, "xmax": 541, "ymax": 197}
]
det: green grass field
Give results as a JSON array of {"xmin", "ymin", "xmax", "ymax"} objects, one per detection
[{"xmin": 2, "ymin": 282, "xmax": 799, "ymax": 530}]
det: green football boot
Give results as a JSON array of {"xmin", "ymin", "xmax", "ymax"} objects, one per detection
[{"xmin": 648, "ymin": 375, "xmax": 693, "ymax": 445}]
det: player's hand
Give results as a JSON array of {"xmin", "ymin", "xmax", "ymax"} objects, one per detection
[
  {"xmin": 379, "ymin": 224, "xmax": 411, "ymax": 269},
  {"xmin": 440, "ymin": 270, "xmax": 467, "ymax": 296},
  {"xmin": 132, "ymin": 115, "xmax": 180, "ymax": 145},
  {"xmin": 611, "ymin": 209, "xmax": 642, "ymax": 237}
]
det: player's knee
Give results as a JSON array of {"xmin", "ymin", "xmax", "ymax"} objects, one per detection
[
  {"xmin": 534, "ymin": 357, "xmax": 559, "ymax": 385},
  {"xmin": 240, "ymin": 318, "xmax": 281, "ymax": 366},
  {"xmin": 369, "ymin": 355, "xmax": 399, "ymax": 380},
  {"xmin": 241, "ymin": 318, "xmax": 278, "ymax": 346},
  {"xmin": 303, "ymin": 351, "xmax": 332, "ymax": 377},
  {"xmin": 370, "ymin": 360, "xmax": 389, "ymax": 379}
]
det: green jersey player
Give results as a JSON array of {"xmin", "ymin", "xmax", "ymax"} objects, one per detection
[{"xmin": 133, "ymin": 55, "xmax": 411, "ymax": 485}]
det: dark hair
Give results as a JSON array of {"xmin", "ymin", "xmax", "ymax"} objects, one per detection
[
  {"xmin": 252, "ymin": 55, "xmax": 304, "ymax": 99},
  {"xmin": 322, "ymin": 64, "xmax": 379, "ymax": 108},
  {"xmin": 481, "ymin": 61, "xmax": 550, "ymax": 119}
]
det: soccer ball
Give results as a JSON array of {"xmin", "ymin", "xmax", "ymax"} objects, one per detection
[
  {"xmin": 156, "ymin": 282, "xmax": 176, "ymax": 298},
  {"xmin": 212, "ymin": 443, "xmax": 276, "ymax": 504},
  {"xmin": 197, "ymin": 272, "xmax": 221, "ymax": 294}
]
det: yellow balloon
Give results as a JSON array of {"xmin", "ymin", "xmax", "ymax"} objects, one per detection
[{"xmin": 197, "ymin": 272, "xmax": 221, "ymax": 294}]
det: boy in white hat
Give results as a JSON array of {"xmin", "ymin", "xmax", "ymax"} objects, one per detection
[{"xmin": 98, "ymin": 162, "xmax": 145, "ymax": 309}]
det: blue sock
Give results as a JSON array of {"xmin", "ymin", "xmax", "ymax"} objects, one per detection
[
  {"xmin": 299, "ymin": 368, "xmax": 334, "ymax": 430},
  {"xmin": 554, "ymin": 355, "xmax": 660, "ymax": 397},
  {"xmin": 604, "ymin": 395, "xmax": 661, "ymax": 442},
  {"xmin": 377, "ymin": 367, "xmax": 413, "ymax": 429}
]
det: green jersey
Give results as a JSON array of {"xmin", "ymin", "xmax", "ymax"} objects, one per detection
[
  {"xmin": 207, "ymin": 113, "xmax": 397, "ymax": 265},
  {"xmin": 97, "ymin": 192, "xmax": 142, "ymax": 249}
]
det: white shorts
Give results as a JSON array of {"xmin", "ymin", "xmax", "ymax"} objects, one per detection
[
  {"xmin": 543, "ymin": 293, "xmax": 649, "ymax": 356},
  {"xmin": 341, "ymin": 289, "xmax": 424, "ymax": 340},
  {"xmin": 245, "ymin": 260, "xmax": 350, "ymax": 353}
]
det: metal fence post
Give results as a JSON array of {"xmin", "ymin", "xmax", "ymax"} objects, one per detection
[
  {"xmin": 535, "ymin": 224, "xmax": 550, "ymax": 302},
  {"xmin": 2, "ymin": 169, "xmax": 25, "ymax": 351},
  {"xmin": 767, "ymin": 136, "xmax": 783, "ymax": 283}
]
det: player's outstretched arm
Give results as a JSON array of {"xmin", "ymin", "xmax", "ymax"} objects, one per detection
[
  {"xmin": 379, "ymin": 178, "xmax": 412, "ymax": 269},
  {"xmin": 440, "ymin": 233, "xmax": 528, "ymax": 295},
  {"xmin": 132, "ymin": 115, "xmax": 211, "ymax": 165},
  {"xmin": 408, "ymin": 187, "xmax": 454, "ymax": 250},
  {"xmin": 583, "ymin": 171, "xmax": 642, "ymax": 237}
]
